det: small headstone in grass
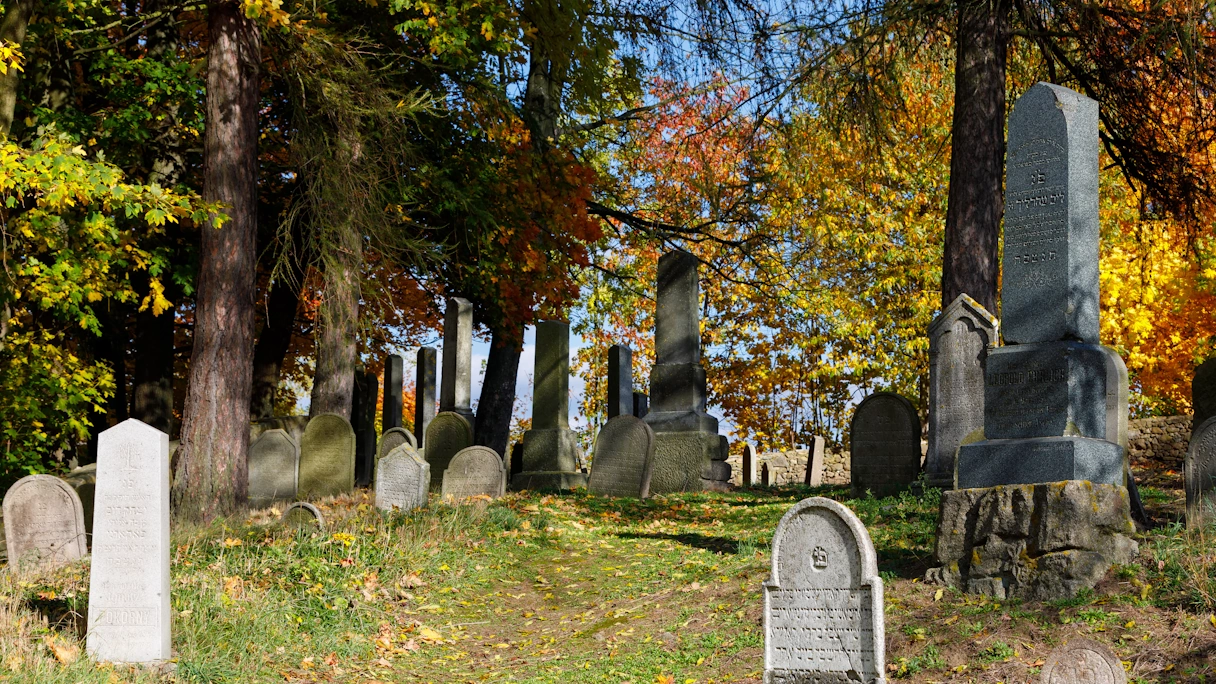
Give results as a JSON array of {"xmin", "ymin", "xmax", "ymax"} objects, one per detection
[
  {"xmin": 378, "ymin": 427, "xmax": 417, "ymax": 461},
  {"xmin": 763, "ymin": 497, "xmax": 885, "ymax": 684},
  {"xmin": 1186, "ymin": 415, "xmax": 1216, "ymax": 528},
  {"xmin": 742, "ymin": 443, "xmax": 757, "ymax": 486},
  {"xmin": 247, "ymin": 428, "xmax": 298, "ymax": 508},
  {"xmin": 588, "ymin": 415, "xmax": 656, "ymax": 498},
  {"xmin": 87, "ymin": 419, "xmax": 171, "ymax": 664},
  {"xmin": 850, "ymin": 392, "xmax": 921, "ymax": 497},
  {"xmin": 282, "ymin": 502, "xmax": 325, "ymax": 530},
  {"xmin": 804, "ymin": 436, "xmax": 826, "ymax": 487},
  {"xmin": 375, "ymin": 443, "xmax": 429, "ymax": 512},
  {"xmin": 442, "ymin": 446, "xmax": 506, "ymax": 501},
  {"xmin": 1040, "ymin": 638, "xmax": 1126, "ymax": 684},
  {"xmin": 761, "ymin": 463, "xmax": 769, "ymax": 487},
  {"xmin": 298, "ymin": 413, "xmax": 356, "ymax": 498},
  {"xmin": 2, "ymin": 474, "xmax": 88, "ymax": 569}
]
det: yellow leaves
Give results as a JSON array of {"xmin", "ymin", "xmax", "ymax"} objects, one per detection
[
  {"xmin": 0, "ymin": 40, "xmax": 24, "ymax": 76},
  {"xmin": 44, "ymin": 636, "xmax": 79, "ymax": 665},
  {"xmin": 242, "ymin": 0, "xmax": 291, "ymax": 28},
  {"xmin": 223, "ymin": 538, "xmax": 243, "ymax": 547},
  {"xmin": 332, "ymin": 532, "xmax": 356, "ymax": 547},
  {"xmin": 416, "ymin": 626, "xmax": 444, "ymax": 643}
]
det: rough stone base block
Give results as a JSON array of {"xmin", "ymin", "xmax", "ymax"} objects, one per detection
[
  {"xmin": 649, "ymin": 431, "xmax": 725, "ymax": 493},
  {"xmin": 956, "ymin": 436, "xmax": 1123, "ymax": 489},
  {"xmin": 511, "ymin": 471, "xmax": 588, "ymax": 492},
  {"xmin": 927, "ymin": 481, "xmax": 1137, "ymax": 601},
  {"xmin": 520, "ymin": 427, "xmax": 581, "ymax": 473}
]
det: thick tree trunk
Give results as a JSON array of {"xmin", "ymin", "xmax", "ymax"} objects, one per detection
[
  {"xmin": 941, "ymin": 0, "xmax": 1010, "ymax": 314},
  {"xmin": 0, "ymin": 0, "xmax": 33, "ymax": 136},
  {"xmin": 131, "ymin": 302, "xmax": 176, "ymax": 434},
  {"xmin": 251, "ymin": 276, "xmax": 302, "ymax": 420},
  {"xmin": 172, "ymin": 0, "xmax": 260, "ymax": 520},
  {"xmin": 308, "ymin": 227, "xmax": 361, "ymax": 419},
  {"xmin": 474, "ymin": 325, "xmax": 523, "ymax": 456}
]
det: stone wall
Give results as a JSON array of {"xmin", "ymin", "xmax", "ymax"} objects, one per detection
[
  {"xmin": 727, "ymin": 448, "xmax": 850, "ymax": 486},
  {"xmin": 1128, "ymin": 415, "xmax": 1190, "ymax": 470}
]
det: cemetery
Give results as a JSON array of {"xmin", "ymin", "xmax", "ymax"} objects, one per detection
[{"xmin": 3, "ymin": 0, "xmax": 1216, "ymax": 675}]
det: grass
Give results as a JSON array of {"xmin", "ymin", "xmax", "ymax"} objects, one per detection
[{"xmin": 4, "ymin": 480, "xmax": 1216, "ymax": 682}]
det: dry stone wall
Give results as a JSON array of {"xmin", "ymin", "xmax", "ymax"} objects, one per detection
[
  {"xmin": 727, "ymin": 448, "xmax": 851, "ymax": 486},
  {"xmin": 1128, "ymin": 415, "xmax": 1190, "ymax": 470}
]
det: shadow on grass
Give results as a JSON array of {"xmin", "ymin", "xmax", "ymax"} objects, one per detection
[
  {"xmin": 617, "ymin": 531, "xmax": 741, "ymax": 555},
  {"xmin": 23, "ymin": 592, "xmax": 86, "ymax": 638}
]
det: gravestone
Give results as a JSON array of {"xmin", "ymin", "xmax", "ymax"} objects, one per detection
[
  {"xmin": 633, "ymin": 392, "xmax": 649, "ymax": 418},
  {"xmin": 510, "ymin": 442, "xmax": 524, "ymax": 478},
  {"xmin": 86, "ymin": 419, "xmax": 171, "ymax": 664},
  {"xmin": 424, "ymin": 411, "xmax": 474, "ymax": 491},
  {"xmin": 1193, "ymin": 358, "xmax": 1216, "ymax": 437},
  {"xmin": 282, "ymin": 502, "xmax": 325, "ymax": 530},
  {"xmin": 1040, "ymin": 639, "xmax": 1126, "ymax": 684},
  {"xmin": 514, "ymin": 321, "xmax": 587, "ymax": 491},
  {"xmin": 378, "ymin": 427, "xmax": 417, "ymax": 461},
  {"xmin": 608, "ymin": 344, "xmax": 633, "ymax": 419},
  {"xmin": 2, "ymin": 475, "xmax": 88, "ymax": 569},
  {"xmin": 588, "ymin": 416, "xmax": 656, "ymax": 498},
  {"xmin": 804, "ymin": 436, "xmax": 826, "ymax": 487},
  {"xmin": 850, "ymin": 393, "xmax": 921, "ymax": 497},
  {"xmin": 375, "ymin": 443, "xmax": 430, "ymax": 512},
  {"xmin": 761, "ymin": 463, "xmax": 770, "ymax": 487},
  {"xmin": 926, "ymin": 294, "xmax": 998, "ymax": 489},
  {"xmin": 440, "ymin": 298, "xmax": 475, "ymax": 424},
  {"xmin": 416, "ymin": 346, "xmax": 437, "ymax": 448},
  {"xmin": 643, "ymin": 250, "xmax": 728, "ymax": 492},
  {"xmin": 247, "ymin": 429, "xmax": 299, "ymax": 508},
  {"xmin": 742, "ymin": 443, "xmax": 757, "ymax": 487},
  {"xmin": 254, "ymin": 416, "xmax": 309, "ymax": 448},
  {"xmin": 442, "ymin": 446, "xmax": 507, "ymax": 501},
  {"xmin": 1186, "ymin": 416, "xmax": 1216, "ymax": 527},
  {"xmin": 383, "ymin": 354, "xmax": 405, "ymax": 430},
  {"xmin": 763, "ymin": 497, "xmax": 885, "ymax": 683},
  {"xmin": 298, "ymin": 413, "xmax": 356, "ymax": 498},
  {"xmin": 353, "ymin": 370, "xmax": 379, "ymax": 488}
]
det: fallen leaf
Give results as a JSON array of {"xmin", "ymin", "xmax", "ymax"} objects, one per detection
[
  {"xmin": 934, "ymin": 589, "xmax": 944, "ymax": 601},
  {"xmin": 44, "ymin": 636, "xmax": 78, "ymax": 665}
]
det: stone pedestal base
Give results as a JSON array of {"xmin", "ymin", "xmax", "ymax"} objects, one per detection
[
  {"xmin": 649, "ymin": 431, "xmax": 727, "ymax": 493},
  {"xmin": 956, "ymin": 436, "xmax": 1123, "ymax": 488},
  {"xmin": 511, "ymin": 471, "xmax": 588, "ymax": 492},
  {"xmin": 513, "ymin": 427, "xmax": 584, "ymax": 492},
  {"xmin": 927, "ymin": 481, "xmax": 1137, "ymax": 601}
]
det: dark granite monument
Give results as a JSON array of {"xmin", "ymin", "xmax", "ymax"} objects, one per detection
[
  {"xmin": 415, "ymin": 346, "xmax": 437, "ymax": 448},
  {"xmin": 513, "ymin": 321, "xmax": 586, "ymax": 491},
  {"xmin": 850, "ymin": 393, "xmax": 921, "ymax": 497},
  {"xmin": 608, "ymin": 344, "xmax": 633, "ymax": 419}
]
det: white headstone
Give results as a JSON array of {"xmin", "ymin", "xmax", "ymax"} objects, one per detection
[
  {"xmin": 2, "ymin": 474, "xmax": 88, "ymax": 569},
  {"xmin": 441, "ymin": 446, "xmax": 506, "ymax": 501},
  {"xmin": 763, "ymin": 497, "xmax": 885, "ymax": 684},
  {"xmin": 86, "ymin": 419, "xmax": 171, "ymax": 664},
  {"xmin": 375, "ymin": 443, "xmax": 430, "ymax": 512}
]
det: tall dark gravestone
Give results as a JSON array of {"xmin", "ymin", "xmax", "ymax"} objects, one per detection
[
  {"xmin": 633, "ymin": 391, "xmax": 649, "ymax": 418},
  {"xmin": 850, "ymin": 393, "xmax": 921, "ymax": 498},
  {"xmin": 415, "ymin": 346, "xmax": 437, "ymax": 448},
  {"xmin": 513, "ymin": 321, "xmax": 587, "ymax": 491},
  {"xmin": 383, "ymin": 354, "xmax": 404, "ymax": 431},
  {"xmin": 608, "ymin": 344, "xmax": 633, "ymax": 419},
  {"xmin": 926, "ymin": 294, "xmax": 998, "ymax": 489},
  {"xmin": 1186, "ymin": 416, "xmax": 1216, "ymax": 527},
  {"xmin": 353, "ymin": 370, "xmax": 378, "ymax": 488},
  {"xmin": 643, "ymin": 251, "xmax": 729, "ymax": 492}
]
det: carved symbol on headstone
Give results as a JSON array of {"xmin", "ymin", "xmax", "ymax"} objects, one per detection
[{"xmin": 812, "ymin": 546, "xmax": 828, "ymax": 570}]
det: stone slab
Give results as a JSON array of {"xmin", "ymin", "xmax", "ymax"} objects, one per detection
[
  {"xmin": 2, "ymin": 475, "xmax": 88, "ymax": 570},
  {"xmin": 282, "ymin": 502, "xmax": 325, "ymax": 530},
  {"xmin": 440, "ymin": 297, "xmax": 474, "ymax": 418},
  {"xmin": 533, "ymin": 321, "xmax": 571, "ymax": 430},
  {"xmin": 87, "ymin": 419, "xmax": 171, "ymax": 664},
  {"xmin": 383, "ymin": 354, "xmax": 405, "ymax": 430},
  {"xmin": 649, "ymin": 431, "xmax": 723, "ymax": 494},
  {"xmin": 247, "ymin": 428, "xmax": 299, "ymax": 507},
  {"xmin": 1194, "ymin": 357, "xmax": 1216, "ymax": 437},
  {"xmin": 763, "ymin": 497, "xmax": 885, "ymax": 684},
  {"xmin": 442, "ymin": 446, "xmax": 507, "ymax": 501},
  {"xmin": 1041, "ymin": 639, "xmax": 1127, "ymax": 684},
  {"xmin": 1002, "ymin": 82, "xmax": 1101, "ymax": 345},
  {"xmin": 850, "ymin": 393, "xmax": 921, "ymax": 498},
  {"xmin": 1186, "ymin": 415, "xmax": 1216, "ymax": 527},
  {"xmin": 633, "ymin": 392, "xmax": 649, "ymax": 418},
  {"xmin": 742, "ymin": 443, "xmax": 757, "ymax": 487},
  {"xmin": 804, "ymin": 436, "xmax": 826, "ymax": 487},
  {"xmin": 298, "ymin": 413, "xmax": 355, "ymax": 498},
  {"xmin": 423, "ymin": 411, "xmax": 473, "ymax": 491},
  {"xmin": 608, "ymin": 344, "xmax": 633, "ymax": 419},
  {"xmin": 519, "ymin": 427, "xmax": 581, "ymax": 475},
  {"xmin": 655, "ymin": 250, "xmax": 700, "ymax": 367},
  {"xmin": 956, "ymin": 436, "xmax": 1124, "ymax": 489},
  {"xmin": 416, "ymin": 347, "xmax": 437, "ymax": 448},
  {"xmin": 588, "ymin": 416, "xmax": 656, "ymax": 498},
  {"xmin": 353, "ymin": 370, "xmax": 379, "ymax": 488},
  {"xmin": 375, "ymin": 443, "xmax": 429, "ymax": 512},
  {"xmin": 378, "ymin": 427, "xmax": 417, "ymax": 460},
  {"xmin": 927, "ymin": 294, "xmax": 998, "ymax": 488}
]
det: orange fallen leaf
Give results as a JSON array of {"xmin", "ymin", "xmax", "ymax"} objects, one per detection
[{"xmin": 44, "ymin": 637, "xmax": 78, "ymax": 665}]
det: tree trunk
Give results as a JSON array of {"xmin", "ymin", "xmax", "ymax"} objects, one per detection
[
  {"xmin": 131, "ymin": 302, "xmax": 175, "ymax": 434},
  {"xmin": 941, "ymin": 0, "xmax": 1010, "ymax": 314},
  {"xmin": 0, "ymin": 0, "xmax": 33, "ymax": 136},
  {"xmin": 251, "ymin": 276, "xmax": 302, "ymax": 420},
  {"xmin": 308, "ymin": 227, "xmax": 361, "ymax": 419},
  {"xmin": 172, "ymin": 0, "xmax": 260, "ymax": 520},
  {"xmin": 475, "ymin": 324, "xmax": 523, "ymax": 456}
]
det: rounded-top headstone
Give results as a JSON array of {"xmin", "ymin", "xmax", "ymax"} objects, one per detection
[
  {"xmin": 248, "ymin": 428, "xmax": 299, "ymax": 506},
  {"xmin": 424, "ymin": 411, "xmax": 474, "ymax": 491},
  {"xmin": 850, "ymin": 392, "xmax": 921, "ymax": 498},
  {"xmin": 378, "ymin": 427, "xmax": 417, "ymax": 460},
  {"xmin": 763, "ymin": 497, "xmax": 885, "ymax": 683},
  {"xmin": 1186, "ymin": 415, "xmax": 1216, "ymax": 527},
  {"xmin": 441, "ymin": 446, "xmax": 506, "ymax": 501},
  {"xmin": 282, "ymin": 502, "xmax": 325, "ymax": 531},
  {"xmin": 1040, "ymin": 638, "xmax": 1126, "ymax": 684},
  {"xmin": 298, "ymin": 413, "xmax": 355, "ymax": 499},
  {"xmin": 588, "ymin": 415, "xmax": 656, "ymax": 498},
  {"xmin": 2, "ymin": 474, "xmax": 88, "ymax": 569},
  {"xmin": 375, "ymin": 442, "xmax": 430, "ymax": 512}
]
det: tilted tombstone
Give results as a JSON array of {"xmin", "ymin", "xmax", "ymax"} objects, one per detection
[
  {"xmin": 247, "ymin": 428, "xmax": 299, "ymax": 508},
  {"xmin": 87, "ymin": 419, "xmax": 171, "ymax": 664},
  {"xmin": 514, "ymin": 321, "xmax": 587, "ymax": 491},
  {"xmin": 608, "ymin": 344, "xmax": 634, "ymax": 419},
  {"xmin": 850, "ymin": 393, "xmax": 921, "ymax": 498},
  {"xmin": 742, "ymin": 443, "xmax": 757, "ymax": 487},
  {"xmin": 440, "ymin": 297, "xmax": 475, "ymax": 425},
  {"xmin": 383, "ymin": 354, "xmax": 405, "ymax": 430},
  {"xmin": 282, "ymin": 502, "xmax": 325, "ymax": 531},
  {"xmin": 298, "ymin": 413, "xmax": 356, "ymax": 498},
  {"xmin": 926, "ymin": 294, "xmax": 998, "ymax": 489},
  {"xmin": 804, "ymin": 436, "xmax": 826, "ymax": 487},
  {"xmin": 415, "ymin": 346, "xmax": 438, "ymax": 448},
  {"xmin": 1040, "ymin": 639, "xmax": 1126, "ymax": 684},
  {"xmin": 588, "ymin": 416, "xmax": 656, "ymax": 498},
  {"xmin": 424, "ymin": 411, "xmax": 473, "ymax": 491},
  {"xmin": 1193, "ymin": 358, "xmax": 1216, "ymax": 437},
  {"xmin": 375, "ymin": 443, "xmax": 430, "ymax": 512},
  {"xmin": 763, "ymin": 497, "xmax": 885, "ymax": 684},
  {"xmin": 1186, "ymin": 415, "xmax": 1216, "ymax": 528},
  {"xmin": 378, "ymin": 427, "xmax": 417, "ymax": 461},
  {"xmin": 2, "ymin": 475, "xmax": 88, "ymax": 569},
  {"xmin": 442, "ymin": 446, "xmax": 507, "ymax": 501}
]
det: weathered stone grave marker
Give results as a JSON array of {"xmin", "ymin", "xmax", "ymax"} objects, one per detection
[
  {"xmin": 2, "ymin": 475, "xmax": 88, "ymax": 569},
  {"xmin": 282, "ymin": 502, "xmax": 325, "ymax": 530},
  {"xmin": 415, "ymin": 346, "xmax": 437, "ymax": 448},
  {"xmin": 247, "ymin": 428, "xmax": 299, "ymax": 508},
  {"xmin": 442, "ymin": 446, "xmax": 507, "ymax": 501},
  {"xmin": 742, "ymin": 443, "xmax": 757, "ymax": 487},
  {"xmin": 1194, "ymin": 358, "xmax": 1216, "ymax": 437},
  {"xmin": 633, "ymin": 391, "xmax": 649, "ymax": 418},
  {"xmin": 850, "ymin": 393, "xmax": 921, "ymax": 497},
  {"xmin": 514, "ymin": 320, "xmax": 587, "ymax": 491},
  {"xmin": 1040, "ymin": 639, "xmax": 1126, "ymax": 684},
  {"xmin": 608, "ymin": 344, "xmax": 633, "ymax": 419},
  {"xmin": 926, "ymin": 294, "xmax": 998, "ymax": 489},
  {"xmin": 588, "ymin": 415, "xmax": 656, "ymax": 498},
  {"xmin": 298, "ymin": 413, "xmax": 355, "ymax": 498},
  {"xmin": 763, "ymin": 497, "xmax": 884, "ymax": 683},
  {"xmin": 383, "ymin": 354, "xmax": 405, "ymax": 430},
  {"xmin": 440, "ymin": 297, "xmax": 475, "ymax": 425},
  {"xmin": 424, "ymin": 412, "xmax": 473, "ymax": 491},
  {"xmin": 804, "ymin": 436, "xmax": 826, "ymax": 487},
  {"xmin": 1186, "ymin": 415, "xmax": 1216, "ymax": 527},
  {"xmin": 378, "ymin": 427, "xmax": 417, "ymax": 461},
  {"xmin": 353, "ymin": 369, "xmax": 379, "ymax": 487},
  {"xmin": 87, "ymin": 419, "xmax": 171, "ymax": 664},
  {"xmin": 375, "ymin": 443, "xmax": 430, "ymax": 512}
]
